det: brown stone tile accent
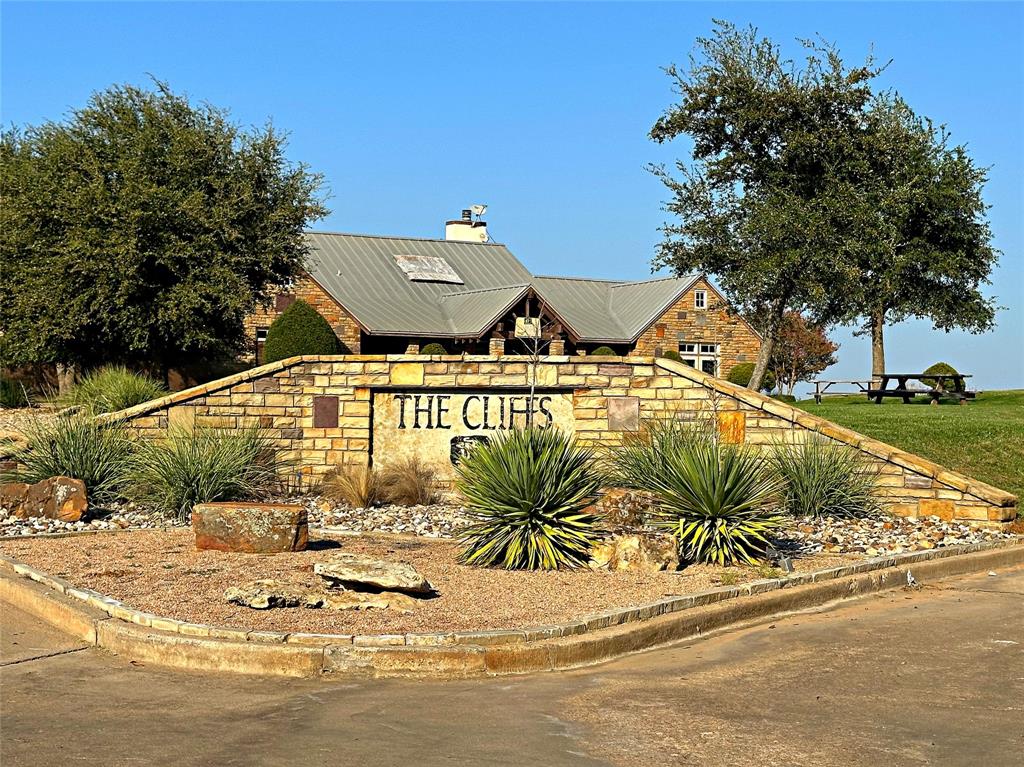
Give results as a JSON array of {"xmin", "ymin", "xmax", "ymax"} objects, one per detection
[
  {"xmin": 607, "ymin": 397, "xmax": 640, "ymax": 432},
  {"xmin": 717, "ymin": 411, "xmax": 746, "ymax": 444}
]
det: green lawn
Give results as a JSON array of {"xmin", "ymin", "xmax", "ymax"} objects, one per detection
[{"xmin": 795, "ymin": 390, "xmax": 1023, "ymax": 500}]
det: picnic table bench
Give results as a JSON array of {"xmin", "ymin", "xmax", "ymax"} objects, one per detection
[
  {"xmin": 811, "ymin": 380, "xmax": 872, "ymax": 404},
  {"xmin": 868, "ymin": 373, "xmax": 975, "ymax": 405}
]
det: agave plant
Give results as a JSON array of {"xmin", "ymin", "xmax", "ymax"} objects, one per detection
[
  {"xmin": 1, "ymin": 415, "xmax": 135, "ymax": 502},
  {"xmin": 125, "ymin": 425, "xmax": 286, "ymax": 519},
  {"xmin": 646, "ymin": 441, "xmax": 783, "ymax": 566},
  {"xmin": 456, "ymin": 427, "xmax": 604, "ymax": 570},
  {"xmin": 771, "ymin": 437, "xmax": 882, "ymax": 518}
]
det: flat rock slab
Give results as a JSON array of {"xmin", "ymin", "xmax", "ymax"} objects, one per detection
[
  {"xmin": 193, "ymin": 503, "xmax": 308, "ymax": 553},
  {"xmin": 314, "ymin": 553, "xmax": 434, "ymax": 594},
  {"xmin": 224, "ymin": 580, "xmax": 418, "ymax": 613},
  {"xmin": 2, "ymin": 476, "xmax": 88, "ymax": 522}
]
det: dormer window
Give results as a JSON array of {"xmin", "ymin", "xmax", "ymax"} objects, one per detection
[{"xmin": 694, "ymin": 289, "xmax": 707, "ymax": 310}]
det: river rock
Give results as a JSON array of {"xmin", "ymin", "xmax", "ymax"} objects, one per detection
[
  {"xmin": 193, "ymin": 502, "xmax": 308, "ymax": 553},
  {"xmin": 314, "ymin": 553, "xmax": 433, "ymax": 594},
  {"xmin": 589, "ymin": 533, "xmax": 679, "ymax": 572},
  {"xmin": 16, "ymin": 476, "xmax": 88, "ymax": 522}
]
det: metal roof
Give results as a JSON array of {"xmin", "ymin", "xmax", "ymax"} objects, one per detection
[{"xmin": 301, "ymin": 231, "xmax": 701, "ymax": 341}]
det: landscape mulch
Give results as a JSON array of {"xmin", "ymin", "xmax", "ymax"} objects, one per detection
[{"xmin": 0, "ymin": 529, "xmax": 851, "ymax": 635}]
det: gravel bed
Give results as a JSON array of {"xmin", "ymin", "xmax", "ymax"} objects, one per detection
[
  {"xmin": 781, "ymin": 514, "xmax": 1018, "ymax": 556},
  {"xmin": 302, "ymin": 497, "xmax": 471, "ymax": 538},
  {"xmin": 0, "ymin": 529, "xmax": 852, "ymax": 635}
]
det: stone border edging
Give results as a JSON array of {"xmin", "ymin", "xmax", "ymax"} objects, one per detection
[{"xmin": 2, "ymin": 539, "xmax": 1021, "ymax": 678}]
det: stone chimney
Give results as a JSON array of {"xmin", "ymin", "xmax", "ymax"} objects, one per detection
[{"xmin": 445, "ymin": 207, "xmax": 489, "ymax": 243}]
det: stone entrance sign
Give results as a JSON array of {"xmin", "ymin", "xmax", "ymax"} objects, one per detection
[{"xmin": 371, "ymin": 389, "xmax": 575, "ymax": 480}]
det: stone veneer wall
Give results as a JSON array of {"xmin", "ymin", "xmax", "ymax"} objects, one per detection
[
  {"xmin": 244, "ymin": 273, "xmax": 363, "ymax": 356},
  {"xmin": 630, "ymin": 278, "xmax": 762, "ymax": 376},
  {"xmin": 102, "ymin": 355, "xmax": 1018, "ymax": 525}
]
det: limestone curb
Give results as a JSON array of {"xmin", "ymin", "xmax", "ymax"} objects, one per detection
[{"xmin": 1, "ymin": 540, "xmax": 1021, "ymax": 678}]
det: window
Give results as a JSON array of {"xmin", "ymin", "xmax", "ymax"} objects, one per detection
[
  {"xmin": 694, "ymin": 289, "xmax": 707, "ymax": 310},
  {"xmin": 678, "ymin": 341, "xmax": 719, "ymax": 375},
  {"xmin": 255, "ymin": 327, "xmax": 269, "ymax": 363}
]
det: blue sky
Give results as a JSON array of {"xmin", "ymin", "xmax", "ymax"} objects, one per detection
[{"xmin": 3, "ymin": 1, "xmax": 1021, "ymax": 391}]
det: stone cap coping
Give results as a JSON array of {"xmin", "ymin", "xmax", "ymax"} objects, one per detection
[
  {"xmin": 653, "ymin": 357, "xmax": 1018, "ymax": 510},
  {"xmin": 1, "ymin": 534, "xmax": 1019, "ymax": 652}
]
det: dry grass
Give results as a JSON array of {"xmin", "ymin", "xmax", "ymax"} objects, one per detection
[{"xmin": 320, "ymin": 458, "xmax": 441, "ymax": 508}]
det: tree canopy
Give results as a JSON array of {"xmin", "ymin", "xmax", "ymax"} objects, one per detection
[
  {"xmin": 850, "ymin": 93, "xmax": 997, "ymax": 381},
  {"xmin": 0, "ymin": 80, "xmax": 328, "ymax": 380},
  {"xmin": 650, "ymin": 21, "xmax": 880, "ymax": 389},
  {"xmin": 768, "ymin": 311, "xmax": 839, "ymax": 396}
]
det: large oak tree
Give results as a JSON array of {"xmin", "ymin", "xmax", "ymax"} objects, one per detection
[
  {"xmin": 650, "ymin": 22, "xmax": 879, "ymax": 390},
  {"xmin": 0, "ymin": 81, "xmax": 327, "ymax": 389}
]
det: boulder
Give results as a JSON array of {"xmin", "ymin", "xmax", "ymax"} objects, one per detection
[
  {"xmin": 589, "ymin": 533, "xmax": 679, "ymax": 572},
  {"xmin": 314, "ymin": 553, "xmax": 433, "ymax": 594},
  {"xmin": 192, "ymin": 502, "xmax": 308, "ymax": 553},
  {"xmin": 0, "ymin": 482, "xmax": 30, "ymax": 516},
  {"xmin": 18, "ymin": 476, "xmax": 88, "ymax": 522},
  {"xmin": 224, "ymin": 580, "xmax": 418, "ymax": 613}
]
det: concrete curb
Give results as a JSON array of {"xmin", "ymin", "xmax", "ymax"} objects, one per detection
[{"xmin": 2, "ymin": 541, "xmax": 1022, "ymax": 678}]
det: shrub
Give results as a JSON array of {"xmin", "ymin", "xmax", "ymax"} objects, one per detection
[
  {"xmin": 1, "ymin": 377, "xmax": 30, "ymax": 408},
  {"xmin": 125, "ymin": 426, "xmax": 285, "ymax": 519},
  {"xmin": 590, "ymin": 346, "xmax": 617, "ymax": 356},
  {"xmin": 263, "ymin": 299, "xmax": 340, "ymax": 363},
  {"xmin": 2, "ymin": 416, "xmax": 135, "ymax": 502},
  {"xmin": 725, "ymin": 362, "xmax": 775, "ymax": 392},
  {"xmin": 604, "ymin": 417, "xmax": 713, "ymax": 491},
  {"xmin": 922, "ymin": 361, "xmax": 962, "ymax": 391},
  {"xmin": 321, "ymin": 464, "xmax": 386, "ymax": 508},
  {"xmin": 771, "ymin": 437, "xmax": 881, "ymax": 518},
  {"xmin": 57, "ymin": 365, "xmax": 167, "ymax": 414},
  {"xmin": 772, "ymin": 393, "xmax": 797, "ymax": 404},
  {"xmin": 661, "ymin": 350, "xmax": 682, "ymax": 362},
  {"xmin": 379, "ymin": 457, "xmax": 442, "ymax": 506},
  {"xmin": 641, "ymin": 441, "xmax": 783, "ymax": 566},
  {"xmin": 457, "ymin": 427, "xmax": 604, "ymax": 570},
  {"xmin": 420, "ymin": 343, "xmax": 447, "ymax": 355}
]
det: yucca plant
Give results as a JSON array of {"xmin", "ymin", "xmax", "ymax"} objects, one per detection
[
  {"xmin": 771, "ymin": 437, "xmax": 882, "ymax": 518},
  {"xmin": 645, "ymin": 442, "xmax": 783, "ymax": 566},
  {"xmin": 57, "ymin": 365, "xmax": 167, "ymax": 414},
  {"xmin": 1, "ymin": 415, "xmax": 135, "ymax": 502},
  {"xmin": 456, "ymin": 427, "xmax": 605, "ymax": 570},
  {"xmin": 604, "ymin": 416, "xmax": 714, "ymax": 491},
  {"xmin": 125, "ymin": 425, "xmax": 285, "ymax": 519}
]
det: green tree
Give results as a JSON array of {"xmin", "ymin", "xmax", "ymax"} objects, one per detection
[
  {"xmin": 852, "ymin": 94, "xmax": 997, "ymax": 383},
  {"xmin": 262, "ymin": 299, "xmax": 340, "ymax": 363},
  {"xmin": 0, "ymin": 80, "xmax": 327, "ymax": 390},
  {"xmin": 649, "ymin": 22, "xmax": 880, "ymax": 390},
  {"xmin": 768, "ymin": 311, "xmax": 839, "ymax": 396}
]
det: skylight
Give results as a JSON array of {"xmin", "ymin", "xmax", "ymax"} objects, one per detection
[{"xmin": 393, "ymin": 254, "xmax": 464, "ymax": 284}]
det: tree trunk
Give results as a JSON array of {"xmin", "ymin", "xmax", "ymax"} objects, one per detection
[
  {"xmin": 870, "ymin": 308, "xmax": 886, "ymax": 388},
  {"xmin": 749, "ymin": 299, "xmax": 786, "ymax": 392},
  {"xmin": 55, "ymin": 362, "xmax": 78, "ymax": 396}
]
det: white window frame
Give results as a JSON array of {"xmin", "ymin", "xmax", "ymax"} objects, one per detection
[
  {"xmin": 679, "ymin": 341, "xmax": 719, "ymax": 375},
  {"xmin": 694, "ymin": 289, "xmax": 707, "ymax": 310}
]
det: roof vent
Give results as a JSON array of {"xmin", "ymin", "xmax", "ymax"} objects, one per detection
[{"xmin": 393, "ymin": 254, "xmax": 464, "ymax": 284}]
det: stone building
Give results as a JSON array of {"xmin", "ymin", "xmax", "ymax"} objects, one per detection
[{"xmin": 245, "ymin": 211, "xmax": 761, "ymax": 377}]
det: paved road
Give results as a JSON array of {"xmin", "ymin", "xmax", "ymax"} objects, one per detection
[{"xmin": 2, "ymin": 567, "xmax": 1022, "ymax": 767}]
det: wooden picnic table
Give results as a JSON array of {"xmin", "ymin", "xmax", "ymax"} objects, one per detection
[
  {"xmin": 868, "ymin": 373, "xmax": 974, "ymax": 405},
  {"xmin": 812, "ymin": 380, "xmax": 872, "ymax": 404}
]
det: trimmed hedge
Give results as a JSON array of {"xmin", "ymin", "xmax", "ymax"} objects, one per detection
[
  {"xmin": 661, "ymin": 350, "xmax": 682, "ymax": 362},
  {"xmin": 726, "ymin": 362, "xmax": 776, "ymax": 392},
  {"xmin": 922, "ymin": 361, "xmax": 963, "ymax": 391},
  {"xmin": 420, "ymin": 343, "xmax": 447, "ymax": 355},
  {"xmin": 591, "ymin": 346, "xmax": 617, "ymax": 356},
  {"xmin": 263, "ymin": 299, "xmax": 340, "ymax": 363}
]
